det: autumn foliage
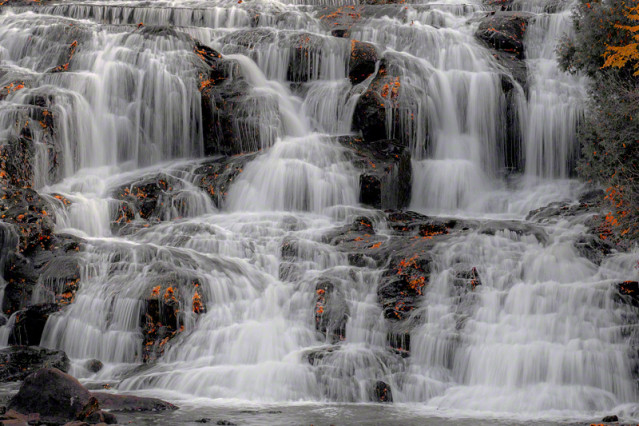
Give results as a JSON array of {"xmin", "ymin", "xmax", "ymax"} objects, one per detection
[{"xmin": 558, "ymin": 0, "xmax": 639, "ymax": 245}]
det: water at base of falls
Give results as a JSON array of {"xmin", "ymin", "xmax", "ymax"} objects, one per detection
[{"xmin": 0, "ymin": 0, "xmax": 637, "ymax": 422}]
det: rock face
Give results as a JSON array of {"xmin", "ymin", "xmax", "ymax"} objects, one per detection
[
  {"xmin": 0, "ymin": 346, "xmax": 70, "ymax": 382},
  {"xmin": 339, "ymin": 137, "xmax": 411, "ymax": 210},
  {"xmin": 349, "ymin": 40, "xmax": 378, "ymax": 85}
]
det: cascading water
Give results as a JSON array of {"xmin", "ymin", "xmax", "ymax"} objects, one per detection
[{"xmin": 1, "ymin": 0, "xmax": 638, "ymax": 423}]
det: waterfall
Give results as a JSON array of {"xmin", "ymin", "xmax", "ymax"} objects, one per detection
[{"xmin": 1, "ymin": 0, "xmax": 637, "ymax": 422}]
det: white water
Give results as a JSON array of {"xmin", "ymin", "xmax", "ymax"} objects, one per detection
[{"xmin": 0, "ymin": 0, "xmax": 637, "ymax": 422}]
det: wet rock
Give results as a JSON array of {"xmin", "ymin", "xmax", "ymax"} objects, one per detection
[
  {"xmin": 339, "ymin": 137, "xmax": 411, "ymax": 210},
  {"xmin": 47, "ymin": 40, "xmax": 79, "ymax": 74},
  {"xmin": 0, "ymin": 186, "xmax": 55, "ymax": 255},
  {"xmin": 476, "ymin": 12, "xmax": 531, "ymax": 61},
  {"xmin": 92, "ymin": 392, "xmax": 177, "ymax": 412},
  {"xmin": 0, "ymin": 346, "xmax": 70, "ymax": 382},
  {"xmin": 574, "ymin": 234, "xmax": 613, "ymax": 265},
  {"xmin": 378, "ymin": 251, "xmax": 432, "ymax": 321},
  {"xmin": 8, "ymin": 368, "xmax": 92, "ymax": 424},
  {"xmin": 8, "ymin": 303, "xmax": 61, "ymax": 346},
  {"xmin": 192, "ymin": 153, "xmax": 258, "ymax": 208},
  {"xmin": 84, "ymin": 359, "xmax": 103, "ymax": 374},
  {"xmin": 349, "ymin": 40, "xmax": 378, "ymax": 85},
  {"xmin": 196, "ymin": 38, "xmax": 275, "ymax": 156},
  {"xmin": 319, "ymin": 5, "xmax": 364, "ymax": 37},
  {"xmin": 353, "ymin": 59, "xmax": 402, "ymax": 143},
  {"xmin": 304, "ymin": 345, "xmax": 340, "ymax": 366},
  {"xmin": 373, "ymin": 381, "xmax": 393, "ymax": 402},
  {"xmin": 601, "ymin": 414, "xmax": 619, "ymax": 422},
  {"xmin": 111, "ymin": 173, "xmax": 180, "ymax": 232},
  {"xmin": 483, "ymin": 0, "xmax": 516, "ymax": 10},
  {"xmin": 140, "ymin": 272, "xmax": 205, "ymax": 362},
  {"xmin": 386, "ymin": 211, "xmax": 459, "ymax": 236},
  {"xmin": 286, "ymin": 32, "xmax": 329, "ymax": 83},
  {"xmin": 478, "ymin": 220, "xmax": 548, "ymax": 244},
  {"xmin": 3, "ymin": 235, "xmax": 82, "ymax": 316},
  {"xmin": 616, "ymin": 281, "xmax": 639, "ymax": 309},
  {"xmin": 216, "ymin": 421, "xmax": 237, "ymax": 426},
  {"xmin": 0, "ymin": 0, "xmax": 54, "ymax": 7},
  {"xmin": 315, "ymin": 279, "xmax": 349, "ymax": 343}
]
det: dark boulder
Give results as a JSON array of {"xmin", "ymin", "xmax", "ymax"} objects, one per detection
[
  {"xmin": 8, "ymin": 368, "xmax": 92, "ymax": 424},
  {"xmin": 339, "ymin": 137, "xmax": 411, "ymax": 210},
  {"xmin": 476, "ymin": 12, "xmax": 531, "ymax": 60},
  {"xmin": 373, "ymin": 380, "xmax": 393, "ymax": 402},
  {"xmin": 84, "ymin": 359, "xmax": 104, "ymax": 374},
  {"xmin": 8, "ymin": 303, "xmax": 61, "ymax": 346},
  {"xmin": 349, "ymin": 40, "xmax": 378, "ymax": 85},
  {"xmin": 601, "ymin": 415, "xmax": 619, "ymax": 422},
  {"xmin": 0, "ymin": 346, "xmax": 70, "ymax": 382}
]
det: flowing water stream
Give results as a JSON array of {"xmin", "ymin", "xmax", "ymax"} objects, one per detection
[{"xmin": 0, "ymin": 0, "xmax": 638, "ymax": 423}]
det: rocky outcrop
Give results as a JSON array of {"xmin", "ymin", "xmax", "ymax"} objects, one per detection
[
  {"xmin": 339, "ymin": 136, "xmax": 411, "ymax": 210},
  {"xmin": 0, "ymin": 346, "xmax": 69, "ymax": 382}
]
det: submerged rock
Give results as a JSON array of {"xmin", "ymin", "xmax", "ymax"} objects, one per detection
[
  {"xmin": 92, "ymin": 392, "xmax": 177, "ymax": 412},
  {"xmin": 0, "ymin": 346, "xmax": 70, "ymax": 382}
]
